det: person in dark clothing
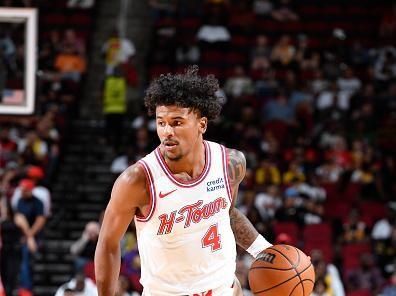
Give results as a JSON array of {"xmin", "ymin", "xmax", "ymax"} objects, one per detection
[
  {"xmin": 70, "ymin": 221, "xmax": 100, "ymax": 273},
  {"xmin": 0, "ymin": 200, "xmax": 23, "ymax": 296},
  {"xmin": 14, "ymin": 179, "xmax": 46, "ymax": 296}
]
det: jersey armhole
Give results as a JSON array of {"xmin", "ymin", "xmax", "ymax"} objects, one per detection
[
  {"xmin": 221, "ymin": 145, "xmax": 233, "ymax": 204},
  {"xmin": 135, "ymin": 160, "xmax": 156, "ymax": 222}
]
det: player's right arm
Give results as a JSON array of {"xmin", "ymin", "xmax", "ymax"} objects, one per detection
[{"xmin": 95, "ymin": 163, "xmax": 149, "ymax": 296}]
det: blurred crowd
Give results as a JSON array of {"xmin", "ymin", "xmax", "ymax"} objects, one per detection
[
  {"xmin": 1, "ymin": 0, "xmax": 396, "ymax": 295},
  {"xmin": 0, "ymin": 1, "xmax": 92, "ymax": 295},
  {"xmin": 107, "ymin": 0, "xmax": 396, "ymax": 295}
]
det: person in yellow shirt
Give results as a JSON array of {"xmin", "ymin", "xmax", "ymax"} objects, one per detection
[
  {"xmin": 255, "ymin": 158, "xmax": 281, "ymax": 185},
  {"xmin": 283, "ymin": 161, "xmax": 306, "ymax": 185}
]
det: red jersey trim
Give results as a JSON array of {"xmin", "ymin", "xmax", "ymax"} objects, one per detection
[
  {"xmin": 221, "ymin": 145, "xmax": 233, "ymax": 203},
  {"xmin": 154, "ymin": 141, "xmax": 211, "ymax": 188},
  {"xmin": 135, "ymin": 160, "xmax": 156, "ymax": 222}
]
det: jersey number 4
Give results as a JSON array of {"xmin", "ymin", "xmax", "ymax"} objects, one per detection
[{"xmin": 202, "ymin": 224, "xmax": 221, "ymax": 252}]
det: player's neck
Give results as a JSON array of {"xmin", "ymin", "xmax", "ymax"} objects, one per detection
[{"xmin": 165, "ymin": 140, "xmax": 206, "ymax": 179}]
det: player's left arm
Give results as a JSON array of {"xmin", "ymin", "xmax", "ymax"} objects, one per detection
[{"xmin": 227, "ymin": 148, "xmax": 272, "ymax": 256}]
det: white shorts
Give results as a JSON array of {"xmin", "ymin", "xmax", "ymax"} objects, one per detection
[{"xmin": 142, "ymin": 277, "xmax": 244, "ymax": 296}]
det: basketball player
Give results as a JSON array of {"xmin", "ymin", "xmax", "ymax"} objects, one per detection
[{"xmin": 95, "ymin": 66, "xmax": 272, "ymax": 296}]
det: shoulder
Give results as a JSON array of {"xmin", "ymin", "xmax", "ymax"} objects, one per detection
[
  {"xmin": 225, "ymin": 147, "xmax": 246, "ymax": 185},
  {"xmin": 114, "ymin": 162, "xmax": 147, "ymax": 194},
  {"xmin": 110, "ymin": 161, "xmax": 149, "ymax": 209}
]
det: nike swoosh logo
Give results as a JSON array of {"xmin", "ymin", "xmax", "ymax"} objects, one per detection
[{"xmin": 159, "ymin": 189, "xmax": 177, "ymax": 199}]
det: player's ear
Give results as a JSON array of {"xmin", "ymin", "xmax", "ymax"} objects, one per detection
[{"xmin": 199, "ymin": 117, "xmax": 208, "ymax": 134}]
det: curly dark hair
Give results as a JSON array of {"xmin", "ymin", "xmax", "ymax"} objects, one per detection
[{"xmin": 144, "ymin": 65, "xmax": 222, "ymax": 120}]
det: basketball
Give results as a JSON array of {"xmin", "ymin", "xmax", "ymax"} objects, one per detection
[{"xmin": 248, "ymin": 244, "xmax": 315, "ymax": 296}]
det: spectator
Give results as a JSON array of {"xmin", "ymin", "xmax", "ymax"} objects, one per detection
[
  {"xmin": 336, "ymin": 67, "xmax": 362, "ymax": 111},
  {"xmin": 0, "ymin": 126, "xmax": 18, "ymax": 168},
  {"xmin": 102, "ymin": 30, "xmax": 136, "ymax": 75},
  {"xmin": 62, "ymin": 29, "xmax": 86, "ymax": 56},
  {"xmin": 70, "ymin": 221, "xmax": 100, "ymax": 272},
  {"xmin": 175, "ymin": 37, "xmax": 200, "ymax": 65},
  {"xmin": 271, "ymin": 0, "xmax": 299, "ymax": 22},
  {"xmin": 54, "ymin": 44, "xmax": 87, "ymax": 82},
  {"xmin": 311, "ymin": 249, "xmax": 345, "ymax": 296},
  {"xmin": 253, "ymin": 0, "xmax": 273, "ymax": 17},
  {"xmin": 0, "ymin": 199, "xmax": 22, "ymax": 296},
  {"xmin": 312, "ymin": 277, "xmax": 332, "ymax": 296},
  {"xmin": 255, "ymin": 158, "xmax": 281, "ymax": 186},
  {"xmin": 121, "ymin": 248, "xmax": 142, "ymax": 293},
  {"xmin": 315, "ymin": 157, "xmax": 343, "ymax": 184},
  {"xmin": 310, "ymin": 70, "xmax": 330, "ymax": 96},
  {"xmin": 374, "ymin": 46, "xmax": 396, "ymax": 85},
  {"xmin": 342, "ymin": 208, "xmax": 369, "ymax": 244},
  {"xmin": 345, "ymin": 253, "xmax": 385, "ymax": 294},
  {"xmin": 110, "ymin": 147, "xmax": 136, "ymax": 176},
  {"xmin": 381, "ymin": 272, "xmax": 396, "ymax": 296},
  {"xmin": 196, "ymin": 15, "xmax": 231, "ymax": 49},
  {"xmin": 254, "ymin": 185, "xmax": 282, "ymax": 221},
  {"xmin": 270, "ymin": 35, "xmax": 296, "ymax": 69},
  {"xmin": 54, "ymin": 272, "xmax": 98, "ymax": 296},
  {"xmin": 372, "ymin": 213, "xmax": 396, "ymax": 278},
  {"xmin": 11, "ymin": 165, "xmax": 51, "ymax": 217},
  {"xmin": 250, "ymin": 35, "xmax": 272, "ymax": 72},
  {"xmin": 14, "ymin": 179, "xmax": 46, "ymax": 296},
  {"xmin": 295, "ymin": 34, "xmax": 320, "ymax": 71},
  {"xmin": 224, "ymin": 65, "xmax": 254, "ymax": 99},
  {"xmin": 18, "ymin": 129, "xmax": 48, "ymax": 166},
  {"xmin": 262, "ymin": 90, "xmax": 294, "ymax": 124},
  {"xmin": 283, "ymin": 161, "xmax": 306, "ymax": 185},
  {"xmin": 115, "ymin": 275, "xmax": 140, "ymax": 296},
  {"xmin": 102, "ymin": 66, "xmax": 127, "ymax": 151}
]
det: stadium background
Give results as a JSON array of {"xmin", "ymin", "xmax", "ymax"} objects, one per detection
[{"xmin": 0, "ymin": 0, "xmax": 396, "ymax": 295}]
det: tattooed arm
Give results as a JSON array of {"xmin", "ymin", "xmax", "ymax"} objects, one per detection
[{"xmin": 227, "ymin": 148, "xmax": 261, "ymax": 250}]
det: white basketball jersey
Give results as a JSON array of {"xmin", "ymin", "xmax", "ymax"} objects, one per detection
[{"xmin": 135, "ymin": 141, "xmax": 237, "ymax": 295}]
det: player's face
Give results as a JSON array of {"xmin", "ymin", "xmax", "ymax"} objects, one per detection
[{"xmin": 156, "ymin": 105, "xmax": 207, "ymax": 161}]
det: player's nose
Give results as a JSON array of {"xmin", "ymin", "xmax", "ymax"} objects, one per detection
[{"xmin": 163, "ymin": 124, "xmax": 174, "ymax": 136}]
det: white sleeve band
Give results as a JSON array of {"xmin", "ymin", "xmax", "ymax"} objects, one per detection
[{"xmin": 246, "ymin": 235, "xmax": 273, "ymax": 258}]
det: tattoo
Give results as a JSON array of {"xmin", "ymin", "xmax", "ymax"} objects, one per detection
[
  {"xmin": 227, "ymin": 149, "xmax": 246, "ymax": 188},
  {"xmin": 229, "ymin": 207, "xmax": 259, "ymax": 250},
  {"xmin": 226, "ymin": 148, "xmax": 258, "ymax": 250}
]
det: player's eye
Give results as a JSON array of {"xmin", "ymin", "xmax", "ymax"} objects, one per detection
[{"xmin": 157, "ymin": 121, "xmax": 165, "ymax": 127}]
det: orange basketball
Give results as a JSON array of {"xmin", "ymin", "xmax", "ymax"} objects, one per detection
[{"xmin": 248, "ymin": 244, "xmax": 315, "ymax": 296}]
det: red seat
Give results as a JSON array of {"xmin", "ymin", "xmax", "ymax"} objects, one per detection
[
  {"xmin": 225, "ymin": 52, "xmax": 247, "ymax": 65},
  {"xmin": 304, "ymin": 241, "xmax": 333, "ymax": 263},
  {"xmin": 303, "ymin": 223, "xmax": 333, "ymax": 262},
  {"xmin": 342, "ymin": 183, "xmax": 361, "ymax": 202},
  {"xmin": 324, "ymin": 200, "xmax": 351, "ymax": 221},
  {"xmin": 199, "ymin": 66, "xmax": 224, "ymax": 81},
  {"xmin": 342, "ymin": 243, "xmax": 371, "ymax": 272},
  {"xmin": 303, "ymin": 223, "xmax": 332, "ymax": 244},
  {"xmin": 69, "ymin": 13, "xmax": 93, "ymax": 27},
  {"xmin": 264, "ymin": 120, "xmax": 289, "ymax": 145},
  {"xmin": 359, "ymin": 201, "xmax": 386, "ymax": 228},
  {"xmin": 346, "ymin": 289, "xmax": 371, "ymax": 296},
  {"xmin": 179, "ymin": 17, "xmax": 201, "ymax": 31},
  {"xmin": 149, "ymin": 65, "xmax": 171, "ymax": 80},
  {"xmin": 273, "ymin": 221, "xmax": 300, "ymax": 246},
  {"xmin": 320, "ymin": 183, "xmax": 338, "ymax": 201},
  {"xmin": 201, "ymin": 50, "xmax": 224, "ymax": 64},
  {"xmin": 42, "ymin": 13, "xmax": 67, "ymax": 26}
]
